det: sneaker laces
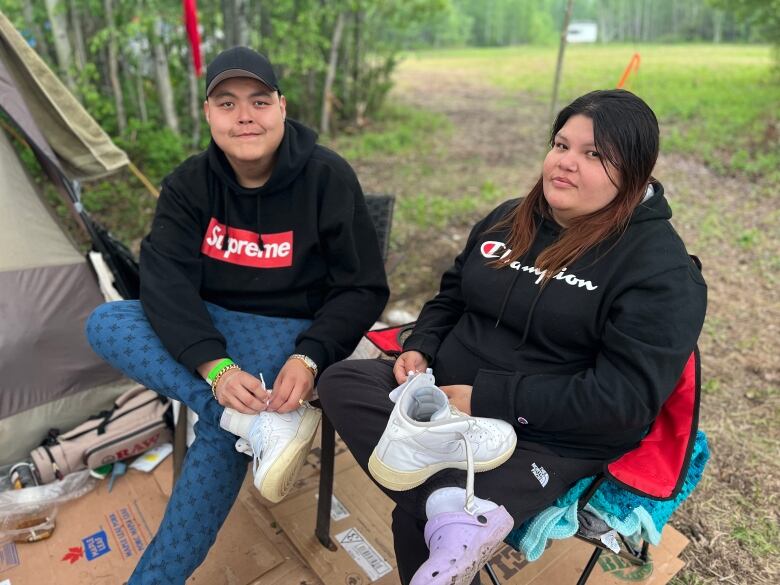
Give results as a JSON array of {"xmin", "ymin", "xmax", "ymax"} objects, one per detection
[
  {"xmin": 248, "ymin": 414, "xmax": 274, "ymax": 476},
  {"xmin": 445, "ymin": 405, "xmax": 478, "ymax": 515},
  {"xmin": 458, "ymin": 430, "xmax": 477, "ymax": 516}
]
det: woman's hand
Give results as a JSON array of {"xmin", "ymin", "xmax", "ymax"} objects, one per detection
[
  {"xmin": 267, "ymin": 359, "xmax": 315, "ymax": 413},
  {"xmin": 393, "ymin": 350, "xmax": 429, "ymax": 384},
  {"xmin": 440, "ymin": 384, "xmax": 473, "ymax": 415},
  {"xmin": 214, "ymin": 369, "xmax": 270, "ymax": 414}
]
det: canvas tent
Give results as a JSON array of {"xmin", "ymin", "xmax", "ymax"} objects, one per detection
[{"xmin": 0, "ymin": 11, "xmax": 139, "ymax": 466}]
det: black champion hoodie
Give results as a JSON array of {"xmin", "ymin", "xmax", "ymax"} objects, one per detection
[
  {"xmin": 403, "ymin": 183, "xmax": 706, "ymax": 459},
  {"xmin": 139, "ymin": 119, "xmax": 389, "ymax": 373}
]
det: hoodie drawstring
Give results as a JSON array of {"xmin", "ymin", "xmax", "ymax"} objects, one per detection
[
  {"xmin": 216, "ymin": 182, "xmax": 265, "ymax": 251},
  {"xmin": 220, "ymin": 184, "xmax": 230, "ymax": 250},
  {"xmin": 514, "ymin": 288, "xmax": 543, "ymax": 349},
  {"xmin": 256, "ymin": 195, "xmax": 264, "ymax": 249},
  {"xmin": 495, "ymin": 251, "xmax": 545, "ymax": 350},
  {"xmin": 495, "ymin": 264, "xmax": 523, "ymax": 328},
  {"xmin": 494, "ymin": 218, "xmax": 547, "ymax": 350}
]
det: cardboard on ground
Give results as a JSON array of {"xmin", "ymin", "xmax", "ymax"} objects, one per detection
[{"xmin": 0, "ymin": 430, "xmax": 689, "ymax": 585}]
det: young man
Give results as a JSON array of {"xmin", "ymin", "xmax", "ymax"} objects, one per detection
[{"xmin": 86, "ymin": 46, "xmax": 389, "ymax": 583}]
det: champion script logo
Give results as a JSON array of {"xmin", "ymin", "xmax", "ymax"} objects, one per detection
[
  {"xmin": 480, "ymin": 240, "xmax": 598, "ymax": 290},
  {"xmin": 201, "ymin": 218, "xmax": 294, "ymax": 268}
]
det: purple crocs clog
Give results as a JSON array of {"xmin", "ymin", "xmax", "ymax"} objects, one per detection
[{"xmin": 410, "ymin": 505, "xmax": 514, "ymax": 585}]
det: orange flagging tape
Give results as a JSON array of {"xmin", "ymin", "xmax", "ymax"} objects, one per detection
[{"xmin": 617, "ymin": 53, "xmax": 641, "ymax": 89}]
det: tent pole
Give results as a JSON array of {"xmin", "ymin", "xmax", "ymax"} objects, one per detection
[{"xmin": 128, "ymin": 161, "xmax": 160, "ymax": 199}]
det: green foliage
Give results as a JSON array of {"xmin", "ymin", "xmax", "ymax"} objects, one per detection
[
  {"xmin": 731, "ymin": 518, "xmax": 779, "ymax": 557},
  {"xmin": 410, "ymin": 0, "xmax": 764, "ymax": 47},
  {"xmin": 329, "ymin": 104, "xmax": 451, "ymax": 160},
  {"xmin": 398, "ymin": 193, "xmax": 481, "ymax": 229},
  {"xmin": 736, "ymin": 228, "xmax": 762, "ymax": 250},
  {"xmin": 75, "ymin": 63, "xmax": 118, "ymax": 133},
  {"xmin": 406, "ymin": 44, "xmax": 780, "ymax": 181},
  {"xmin": 702, "ymin": 377, "xmax": 722, "ymax": 395},
  {"xmin": 438, "ymin": 0, "xmax": 560, "ymax": 47},
  {"xmin": 396, "ymin": 179, "xmax": 504, "ymax": 229},
  {"xmin": 81, "ymin": 178, "xmax": 155, "ymax": 246},
  {"xmin": 709, "ymin": 0, "xmax": 780, "ymax": 46},
  {"xmin": 669, "ymin": 574, "xmax": 707, "ymax": 585},
  {"xmin": 114, "ymin": 121, "xmax": 188, "ymax": 184}
]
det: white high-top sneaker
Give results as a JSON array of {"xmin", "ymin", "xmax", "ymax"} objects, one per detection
[
  {"xmin": 227, "ymin": 404, "xmax": 321, "ymax": 503},
  {"xmin": 368, "ymin": 372, "xmax": 517, "ymax": 491}
]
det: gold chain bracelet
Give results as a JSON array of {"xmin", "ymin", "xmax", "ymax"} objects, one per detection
[{"xmin": 210, "ymin": 363, "xmax": 241, "ymax": 399}]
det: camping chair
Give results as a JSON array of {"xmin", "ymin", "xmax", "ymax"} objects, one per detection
[
  {"xmin": 313, "ymin": 193, "xmax": 395, "ymax": 548},
  {"xmin": 172, "ymin": 193, "xmax": 396, "ymax": 484},
  {"xmin": 336, "ymin": 324, "xmax": 705, "ymax": 585}
]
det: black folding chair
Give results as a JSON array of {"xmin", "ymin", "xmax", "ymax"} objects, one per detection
[{"xmin": 314, "ymin": 193, "xmax": 394, "ymax": 548}]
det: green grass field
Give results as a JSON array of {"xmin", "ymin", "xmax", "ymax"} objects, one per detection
[{"xmin": 393, "ymin": 44, "xmax": 779, "ymax": 180}]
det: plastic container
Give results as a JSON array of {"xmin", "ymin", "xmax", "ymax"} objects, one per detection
[{"xmin": 0, "ymin": 469, "xmax": 96, "ymax": 543}]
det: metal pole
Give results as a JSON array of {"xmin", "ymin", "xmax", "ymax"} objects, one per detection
[{"xmin": 550, "ymin": 0, "xmax": 576, "ymax": 120}]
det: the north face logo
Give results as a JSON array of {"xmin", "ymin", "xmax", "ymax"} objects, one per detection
[
  {"xmin": 201, "ymin": 218, "xmax": 293, "ymax": 268},
  {"xmin": 531, "ymin": 462, "xmax": 549, "ymax": 487}
]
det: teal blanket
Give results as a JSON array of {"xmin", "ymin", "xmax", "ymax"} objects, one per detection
[{"xmin": 505, "ymin": 431, "xmax": 709, "ymax": 561}]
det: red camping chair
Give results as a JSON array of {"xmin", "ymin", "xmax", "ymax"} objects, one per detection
[{"xmin": 315, "ymin": 323, "xmax": 703, "ymax": 585}]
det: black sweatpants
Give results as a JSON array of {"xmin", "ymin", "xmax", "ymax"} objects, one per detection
[{"xmin": 317, "ymin": 358, "xmax": 605, "ymax": 585}]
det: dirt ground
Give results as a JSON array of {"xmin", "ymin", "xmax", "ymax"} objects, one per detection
[{"xmin": 347, "ymin": 64, "xmax": 779, "ymax": 584}]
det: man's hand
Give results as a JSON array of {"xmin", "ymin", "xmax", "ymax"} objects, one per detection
[
  {"xmin": 393, "ymin": 350, "xmax": 429, "ymax": 384},
  {"xmin": 267, "ymin": 358, "xmax": 315, "ymax": 413},
  {"xmin": 440, "ymin": 384, "xmax": 473, "ymax": 415},
  {"xmin": 214, "ymin": 369, "xmax": 270, "ymax": 414}
]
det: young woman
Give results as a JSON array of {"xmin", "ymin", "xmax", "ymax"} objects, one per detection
[{"xmin": 317, "ymin": 89, "xmax": 707, "ymax": 585}]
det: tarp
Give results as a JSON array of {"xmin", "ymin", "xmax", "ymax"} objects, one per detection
[
  {"xmin": 0, "ymin": 129, "xmax": 80, "ymax": 271},
  {"xmin": 0, "ymin": 10, "xmax": 129, "ymax": 180}
]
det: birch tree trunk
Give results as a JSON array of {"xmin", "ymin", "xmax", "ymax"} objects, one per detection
[
  {"xmin": 352, "ymin": 7, "xmax": 364, "ymax": 127},
  {"xmin": 223, "ymin": 0, "xmax": 250, "ymax": 47},
  {"xmin": 598, "ymin": 0, "xmax": 609, "ymax": 43},
  {"xmin": 236, "ymin": 0, "xmax": 249, "ymax": 46},
  {"xmin": 222, "ymin": 0, "xmax": 236, "ymax": 47},
  {"xmin": 713, "ymin": 9, "xmax": 723, "ymax": 43},
  {"xmin": 22, "ymin": 2, "xmax": 53, "ymax": 63},
  {"xmin": 135, "ymin": 66, "xmax": 149, "ymax": 124},
  {"xmin": 104, "ymin": 0, "xmax": 126, "ymax": 133},
  {"xmin": 320, "ymin": 12, "xmax": 346, "ymax": 135},
  {"xmin": 259, "ymin": 2, "xmax": 273, "ymax": 42},
  {"xmin": 43, "ymin": 0, "xmax": 76, "ymax": 91},
  {"xmin": 187, "ymin": 50, "xmax": 202, "ymax": 148},
  {"xmin": 633, "ymin": 1, "xmax": 642, "ymax": 40},
  {"xmin": 151, "ymin": 18, "xmax": 179, "ymax": 133},
  {"xmin": 68, "ymin": 0, "xmax": 86, "ymax": 71}
]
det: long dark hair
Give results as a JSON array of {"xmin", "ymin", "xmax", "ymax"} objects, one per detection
[{"xmin": 493, "ymin": 89, "xmax": 659, "ymax": 278}]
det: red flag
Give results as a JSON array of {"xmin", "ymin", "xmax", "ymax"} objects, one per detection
[{"xmin": 183, "ymin": 0, "xmax": 202, "ymax": 76}]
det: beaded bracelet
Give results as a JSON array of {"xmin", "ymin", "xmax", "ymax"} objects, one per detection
[{"xmin": 210, "ymin": 363, "xmax": 240, "ymax": 399}]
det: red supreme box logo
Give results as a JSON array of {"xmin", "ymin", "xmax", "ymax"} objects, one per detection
[{"xmin": 201, "ymin": 218, "xmax": 293, "ymax": 269}]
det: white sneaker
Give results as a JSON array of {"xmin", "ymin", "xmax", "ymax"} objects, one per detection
[
  {"xmin": 244, "ymin": 404, "xmax": 321, "ymax": 503},
  {"xmin": 368, "ymin": 371, "xmax": 517, "ymax": 491}
]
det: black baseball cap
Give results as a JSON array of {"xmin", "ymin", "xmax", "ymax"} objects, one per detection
[{"xmin": 205, "ymin": 47, "xmax": 280, "ymax": 97}]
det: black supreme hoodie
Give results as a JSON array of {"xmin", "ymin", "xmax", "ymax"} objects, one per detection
[
  {"xmin": 139, "ymin": 119, "xmax": 389, "ymax": 372},
  {"xmin": 404, "ymin": 183, "xmax": 706, "ymax": 459}
]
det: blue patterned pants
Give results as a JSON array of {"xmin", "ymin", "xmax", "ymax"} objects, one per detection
[{"xmin": 85, "ymin": 300, "xmax": 311, "ymax": 584}]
